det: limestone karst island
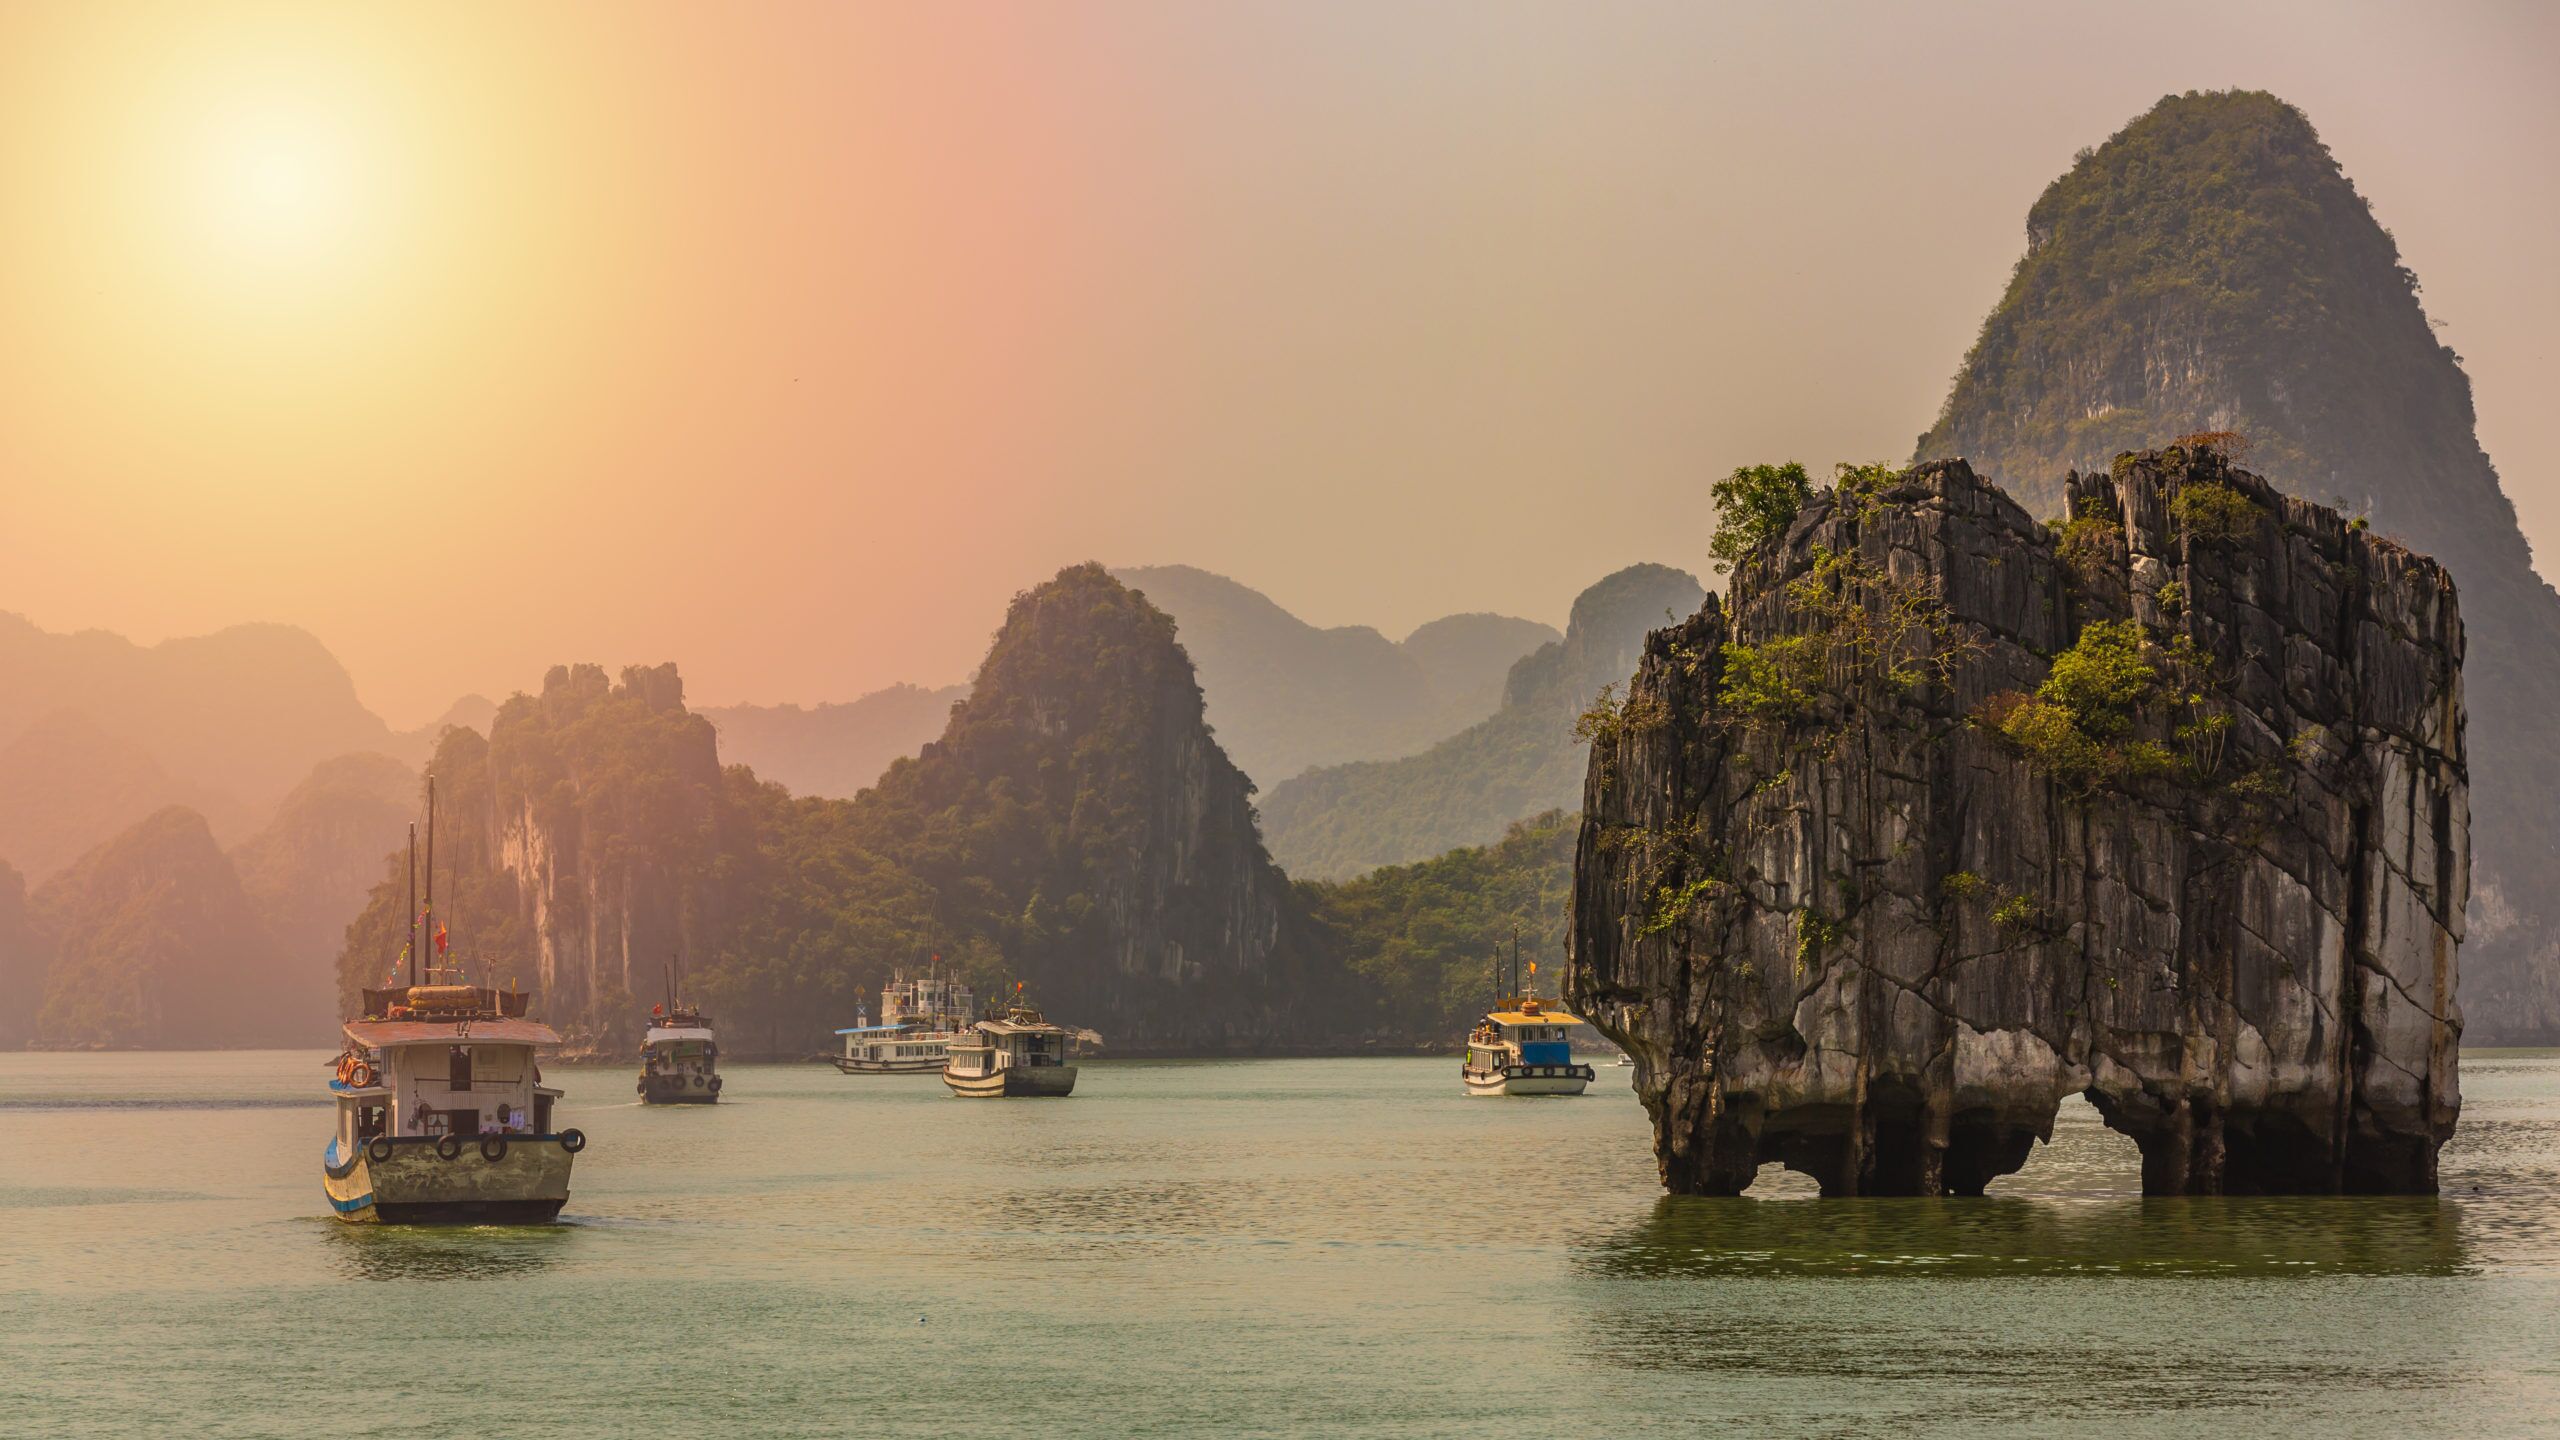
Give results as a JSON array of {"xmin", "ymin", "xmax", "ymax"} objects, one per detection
[{"xmin": 3, "ymin": 6, "xmax": 2556, "ymax": 1436}]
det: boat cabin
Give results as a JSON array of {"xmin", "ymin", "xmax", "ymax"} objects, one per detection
[
  {"xmin": 334, "ymin": 985, "xmax": 564, "ymax": 1156},
  {"xmin": 946, "ymin": 1014, "xmax": 1073, "ymax": 1077}
]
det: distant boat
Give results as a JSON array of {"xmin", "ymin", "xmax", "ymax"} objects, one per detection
[
  {"xmin": 835, "ymin": 967, "xmax": 976, "ymax": 1074},
  {"xmin": 1461, "ymin": 951, "xmax": 1595, "ymax": 1096},
  {"xmin": 323, "ymin": 779, "xmax": 584, "ymax": 1223},
  {"xmin": 639, "ymin": 1011, "xmax": 720, "ymax": 1104},
  {"xmin": 943, "ymin": 999, "xmax": 1081, "ymax": 1098},
  {"xmin": 639, "ymin": 956, "xmax": 721, "ymax": 1104}
]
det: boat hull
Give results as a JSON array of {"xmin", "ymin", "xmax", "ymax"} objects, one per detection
[
  {"xmin": 834, "ymin": 1055, "xmax": 945, "ymax": 1075},
  {"xmin": 323, "ymin": 1135, "xmax": 576, "ymax": 1224},
  {"xmin": 944, "ymin": 1065, "xmax": 1077, "ymax": 1098},
  {"xmin": 1463, "ymin": 1063, "xmax": 1595, "ymax": 1097},
  {"xmin": 639, "ymin": 1071, "xmax": 720, "ymax": 1104}
]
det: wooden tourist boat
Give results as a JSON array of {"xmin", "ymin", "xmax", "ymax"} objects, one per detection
[
  {"xmin": 639, "ymin": 1005, "xmax": 721, "ymax": 1104},
  {"xmin": 323, "ymin": 777, "xmax": 583, "ymax": 1223},
  {"xmin": 942, "ymin": 1001, "xmax": 1080, "ymax": 1098},
  {"xmin": 324, "ymin": 984, "xmax": 582, "ymax": 1222},
  {"xmin": 1461, "ymin": 959, "xmax": 1595, "ymax": 1097}
]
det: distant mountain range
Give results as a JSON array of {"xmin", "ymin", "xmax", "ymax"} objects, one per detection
[
  {"xmin": 701, "ymin": 684, "xmax": 967, "ymax": 802},
  {"xmin": 1258, "ymin": 563, "xmax": 1705, "ymax": 879},
  {"xmin": 1110, "ymin": 566, "xmax": 1559, "ymax": 790},
  {"xmin": 700, "ymin": 567, "xmax": 1562, "ymax": 805},
  {"xmin": 0, "ymin": 612, "xmax": 470, "ymax": 885}
]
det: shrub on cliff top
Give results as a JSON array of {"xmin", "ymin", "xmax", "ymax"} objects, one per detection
[
  {"xmin": 2169, "ymin": 481, "xmax": 2263, "ymax": 544},
  {"xmin": 1709, "ymin": 462, "xmax": 1814, "ymax": 573}
]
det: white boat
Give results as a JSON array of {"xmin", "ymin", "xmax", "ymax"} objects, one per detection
[
  {"xmin": 640, "ymin": 1005, "xmax": 721, "ymax": 1104},
  {"xmin": 1461, "ymin": 988, "xmax": 1596, "ymax": 1097},
  {"xmin": 322, "ymin": 776, "xmax": 584, "ymax": 1223},
  {"xmin": 324, "ymin": 983, "xmax": 582, "ymax": 1222},
  {"xmin": 943, "ymin": 1003, "xmax": 1080, "ymax": 1098},
  {"xmin": 835, "ymin": 969, "xmax": 977, "ymax": 1074}
]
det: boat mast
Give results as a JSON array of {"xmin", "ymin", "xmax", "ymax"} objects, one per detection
[{"xmin": 405, "ymin": 821, "xmax": 418, "ymax": 989}]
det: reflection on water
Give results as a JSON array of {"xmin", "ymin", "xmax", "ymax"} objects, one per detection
[
  {"xmin": 1580, "ymin": 1192, "xmax": 2475, "ymax": 1279},
  {"xmin": 321, "ymin": 1221, "xmax": 578, "ymax": 1282}
]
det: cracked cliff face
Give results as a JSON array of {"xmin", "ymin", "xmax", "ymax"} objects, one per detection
[{"xmin": 1569, "ymin": 449, "xmax": 2464, "ymax": 1197}]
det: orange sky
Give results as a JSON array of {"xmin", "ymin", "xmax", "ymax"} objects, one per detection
[{"xmin": 4, "ymin": 1, "xmax": 2556, "ymax": 725}]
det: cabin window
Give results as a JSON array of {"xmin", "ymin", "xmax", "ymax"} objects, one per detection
[
  {"xmin": 448, "ymin": 1046, "xmax": 474, "ymax": 1091},
  {"xmin": 534, "ymin": 1094, "xmax": 554, "ymax": 1133},
  {"xmin": 357, "ymin": 1104, "xmax": 386, "ymax": 1140}
]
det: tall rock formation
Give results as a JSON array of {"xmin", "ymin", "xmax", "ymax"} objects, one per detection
[
  {"xmin": 821, "ymin": 564, "xmax": 1338, "ymax": 1051},
  {"xmin": 336, "ymin": 567, "xmax": 1337, "ymax": 1055},
  {"xmin": 1260, "ymin": 563, "xmax": 1704, "ymax": 879},
  {"xmin": 29, "ymin": 807, "xmax": 279, "ymax": 1049},
  {"xmin": 336, "ymin": 662, "xmax": 746, "ymax": 1049},
  {"xmin": 1917, "ymin": 90, "xmax": 2552, "ymax": 1041},
  {"xmin": 1571, "ymin": 452, "xmax": 2463, "ymax": 1196},
  {"xmin": 1112, "ymin": 564, "xmax": 1556, "ymax": 788}
]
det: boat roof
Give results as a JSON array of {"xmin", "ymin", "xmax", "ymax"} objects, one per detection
[
  {"xmin": 644, "ymin": 1026, "xmax": 716, "ymax": 1044},
  {"xmin": 1486, "ymin": 1009, "xmax": 1584, "ymax": 1027},
  {"xmin": 344, "ymin": 1017, "xmax": 561, "ymax": 1048},
  {"xmin": 978, "ymin": 1018, "xmax": 1072, "ymax": 1036}
]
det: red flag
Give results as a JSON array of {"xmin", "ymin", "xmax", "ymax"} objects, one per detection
[{"xmin": 434, "ymin": 925, "xmax": 449, "ymax": 955}]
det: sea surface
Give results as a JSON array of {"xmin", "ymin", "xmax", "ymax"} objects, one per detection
[{"xmin": 3, "ymin": 1050, "xmax": 2557, "ymax": 1439}]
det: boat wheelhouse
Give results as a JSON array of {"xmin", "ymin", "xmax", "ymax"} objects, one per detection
[
  {"xmin": 324, "ymin": 983, "xmax": 584, "ymax": 1223},
  {"xmin": 942, "ymin": 1004, "xmax": 1079, "ymax": 1098},
  {"xmin": 640, "ymin": 1004, "xmax": 721, "ymax": 1104},
  {"xmin": 835, "ymin": 969, "xmax": 977, "ymax": 1075},
  {"xmin": 1462, "ymin": 992, "xmax": 1596, "ymax": 1096}
]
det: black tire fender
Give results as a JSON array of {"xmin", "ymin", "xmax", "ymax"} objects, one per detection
[
  {"xmin": 434, "ymin": 1133, "xmax": 463, "ymax": 1161},
  {"xmin": 365, "ymin": 1136, "xmax": 394, "ymax": 1164},
  {"xmin": 708, "ymin": 1075, "xmax": 722, "ymax": 1093},
  {"xmin": 559, "ymin": 1128, "xmax": 587, "ymax": 1154},
  {"xmin": 480, "ymin": 1136, "xmax": 508, "ymax": 1163}
]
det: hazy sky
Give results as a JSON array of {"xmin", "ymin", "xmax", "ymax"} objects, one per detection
[{"xmin": 4, "ymin": 1, "xmax": 2554, "ymax": 725}]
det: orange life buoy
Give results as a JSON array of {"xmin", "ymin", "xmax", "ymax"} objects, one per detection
[{"xmin": 348, "ymin": 1061, "xmax": 376, "ymax": 1089}]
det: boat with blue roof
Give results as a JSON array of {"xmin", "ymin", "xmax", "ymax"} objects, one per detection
[{"xmin": 1461, "ymin": 958, "xmax": 1595, "ymax": 1097}]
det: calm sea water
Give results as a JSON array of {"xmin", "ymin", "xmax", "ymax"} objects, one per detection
[{"xmin": 3, "ymin": 1051, "xmax": 2556, "ymax": 1438}]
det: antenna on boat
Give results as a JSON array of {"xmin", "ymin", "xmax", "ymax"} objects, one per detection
[
  {"xmin": 423, "ymin": 773, "xmax": 437, "ymax": 979},
  {"xmin": 405, "ymin": 820, "xmax": 418, "ymax": 989}
]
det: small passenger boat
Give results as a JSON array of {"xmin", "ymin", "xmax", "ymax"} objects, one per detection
[
  {"xmin": 1461, "ymin": 963, "xmax": 1596, "ymax": 1097},
  {"xmin": 323, "ymin": 777, "xmax": 584, "ymax": 1223},
  {"xmin": 943, "ymin": 1000, "xmax": 1080, "ymax": 1098},
  {"xmin": 639, "ymin": 1004, "xmax": 721, "ymax": 1104},
  {"xmin": 835, "ymin": 968, "xmax": 976, "ymax": 1075},
  {"xmin": 324, "ymin": 981, "xmax": 583, "ymax": 1222}
]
